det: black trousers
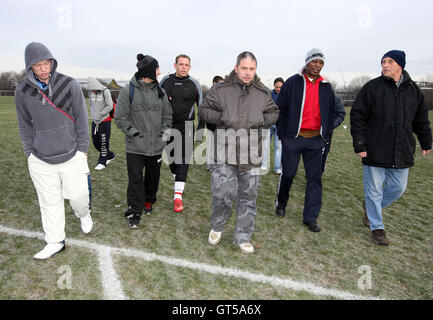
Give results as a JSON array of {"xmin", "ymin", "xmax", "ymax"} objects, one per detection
[
  {"xmin": 126, "ymin": 153, "xmax": 162, "ymax": 214},
  {"xmin": 167, "ymin": 121, "xmax": 195, "ymax": 182},
  {"xmin": 91, "ymin": 121, "xmax": 115, "ymax": 165},
  {"xmin": 321, "ymin": 131, "xmax": 334, "ymax": 174},
  {"xmin": 276, "ymin": 136, "xmax": 324, "ymax": 223}
]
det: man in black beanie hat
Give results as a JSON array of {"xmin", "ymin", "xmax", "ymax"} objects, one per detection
[
  {"xmin": 350, "ymin": 49, "xmax": 431, "ymax": 246},
  {"xmin": 115, "ymin": 54, "xmax": 172, "ymax": 228}
]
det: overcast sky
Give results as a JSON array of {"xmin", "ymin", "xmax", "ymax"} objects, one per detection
[{"xmin": 1, "ymin": 0, "xmax": 432, "ymax": 88}]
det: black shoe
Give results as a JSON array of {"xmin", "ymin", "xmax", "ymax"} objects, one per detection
[
  {"xmin": 303, "ymin": 221, "xmax": 321, "ymax": 232},
  {"xmin": 125, "ymin": 209, "xmax": 141, "ymax": 229},
  {"xmin": 275, "ymin": 206, "xmax": 286, "ymax": 217},
  {"xmin": 128, "ymin": 214, "xmax": 141, "ymax": 229}
]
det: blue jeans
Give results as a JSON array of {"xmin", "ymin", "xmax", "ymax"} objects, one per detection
[
  {"xmin": 261, "ymin": 125, "xmax": 282, "ymax": 172},
  {"xmin": 363, "ymin": 165, "xmax": 409, "ymax": 231}
]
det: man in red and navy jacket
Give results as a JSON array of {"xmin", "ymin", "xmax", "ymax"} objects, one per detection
[{"xmin": 275, "ymin": 48, "xmax": 336, "ymax": 232}]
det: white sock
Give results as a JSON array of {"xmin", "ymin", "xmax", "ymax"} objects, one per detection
[{"xmin": 174, "ymin": 182, "xmax": 185, "ymax": 199}]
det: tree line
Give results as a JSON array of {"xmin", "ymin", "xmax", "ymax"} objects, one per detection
[{"xmin": 1, "ymin": 70, "xmax": 432, "ymax": 109}]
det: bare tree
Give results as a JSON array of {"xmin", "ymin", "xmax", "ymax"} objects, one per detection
[
  {"xmin": 418, "ymin": 74, "xmax": 433, "ymax": 87},
  {"xmin": 201, "ymin": 84, "xmax": 209, "ymax": 97},
  {"xmin": 348, "ymin": 75, "xmax": 372, "ymax": 97},
  {"xmin": 421, "ymin": 74, "xmax": 433, "ymax": 82},
  {"xmin": 0, "ymin": 70, "xmax": 26, "ymax": 90},
  {"xmin": 328, "ymin": 79, "xmax": 339, "ymax": 91}
]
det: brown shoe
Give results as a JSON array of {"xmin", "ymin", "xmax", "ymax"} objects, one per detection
[
  {"xmin": 362, "ymin": 201, "xmax": 370, "ymax": 228},
  {"xmin": 372, "ymin": 229, "xmax": 389, "ymax": 246}
]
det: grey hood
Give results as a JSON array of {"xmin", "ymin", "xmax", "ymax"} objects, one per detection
[
  {"xmin": 86, "ymin": 77, "xmax": 106, "ymax": 91},
  {"xmin": 86, "ymin": 77, "xmax": 113, "ymax": 124},
  {"xmin": 24, "ymin": 42, "xmax": 58, "ymax": 92}
]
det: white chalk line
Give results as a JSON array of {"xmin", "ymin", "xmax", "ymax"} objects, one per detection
[
  {"xmin": 0, "ymin": 225, "xmax": 382, "ymax": 300},
  {"xmin": 97, "ymin": 247, "xmax": 127, "ymax": 300},
  {"xmin": 0, "ymin": 225, "xmax": 126, "ymax": 300}
]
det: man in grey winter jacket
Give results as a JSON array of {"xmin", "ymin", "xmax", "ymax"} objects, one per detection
[
  {"xmin": 15, "ymin": 42, "xmax": 92, "ymax": 260},
  {"xmin": 86, "ymin": 77, "xmax": 115, "ymax": 170},
  {"xmin": 199, "ymin": 51, "xmax": 279, "ymax": 253},
  {"xmin": 115, "ymin": 54, "xmax": 172, "ymax": 228}
]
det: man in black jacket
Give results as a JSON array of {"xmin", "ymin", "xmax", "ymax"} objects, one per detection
[
  {"xmin": 350, "ymin": 50, "xmax": 431, "ymax": 246},
  {"xmin": 160, "ymin": 54, "xmax": 202, "ymax": 213}
]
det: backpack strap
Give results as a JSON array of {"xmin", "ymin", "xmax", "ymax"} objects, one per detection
[{"xmin": 129, "ymin": 82, "xmax": 135, "ymax": 105}]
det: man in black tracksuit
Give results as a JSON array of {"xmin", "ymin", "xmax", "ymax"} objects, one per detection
[{"xmin": 160, "ymin": 54, "xmax": 202, "ymax": 213}]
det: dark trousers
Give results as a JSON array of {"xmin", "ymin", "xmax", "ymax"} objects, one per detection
[
  {"xmin": 321, "ymin": 132, "xmax": 334, "ymax": 174},
  {"xmin": 276, "ymin": 136, "xmax": 324, "ymax": 223},
  {"xmin": 167, "ymin": 121, "xmax": 194, "ymax": 182},
  {"xmin": 126, "ymin": 153, "xmax": 162, "ymax": 214},
  {"xmin": 91, "ymin": 121, "xmax": 115, "ymax": 165}
]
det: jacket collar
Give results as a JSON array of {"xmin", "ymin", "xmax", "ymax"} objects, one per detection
[
  {"xmin": 222, "ymin": 70, "xmax": 269, "ymax": 93},
  {"xmin": 381, "ymin": 69, "xmax": 411, "ymax": 87}
]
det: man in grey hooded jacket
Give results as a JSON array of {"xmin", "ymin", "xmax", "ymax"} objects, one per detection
[
  {"xmin": 15, "ymin": 42, "xmax": 92, "ymax": 260},
  {"xmin": 115, "ymin": 54, "xmax": 172, "ymax": 228},
  {"xmin": 86, "ymin": 77, "xmax": 115, "ymax": 170}
]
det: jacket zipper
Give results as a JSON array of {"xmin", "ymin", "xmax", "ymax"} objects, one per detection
[{"xmin": 393, "ymin": 87, "xmax": 399, "ymax": 168}]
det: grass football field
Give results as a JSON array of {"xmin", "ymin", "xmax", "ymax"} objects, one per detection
[{"xmin": 0, "ymin": 96, "xmax": 432, "ymax": 300}]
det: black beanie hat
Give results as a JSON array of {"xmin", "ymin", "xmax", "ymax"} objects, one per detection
[
  {"xmin": 382, "ymin": 50, "xmax": 406, "ymax": 69},
  {"xmin": 135, "ymin": 54, "xmax": 159, "ymax": 81},
  {"xmin": 135, "ymin": 53, "xmax": 164, "ymax": 98}
]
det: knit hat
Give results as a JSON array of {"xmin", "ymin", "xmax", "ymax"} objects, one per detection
[
  {"xmin": 382, "ymin": 50, "xmax": 406, "ymax": 69},
  {"xmin": 305, "ymin": 48, "xmax": 325, "ymax": 66},
  {"xmin": 135, "ymin": 54, "xmax": 159, "ymax": 81}
]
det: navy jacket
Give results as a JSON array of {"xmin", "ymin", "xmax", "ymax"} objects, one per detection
[
  {"xmin": 271, "ymin": 89, "xmax": 279, "ymax": 103},
  {"xmin": 276, "ymin": 73, "xmax": 336, "ymax": 141}
]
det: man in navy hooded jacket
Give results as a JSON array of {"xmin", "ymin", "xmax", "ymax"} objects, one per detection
[{"xmin": 275, "ymin": 48, "xmax": 336, "ymax": 232}]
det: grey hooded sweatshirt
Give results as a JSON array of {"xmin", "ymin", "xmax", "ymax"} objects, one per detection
[
  {"xmin": 115, "ymin": 76, "xmax": 172, "ymax": 156},
  {"xmin": 86, "ymin": 77, "xmax": 113, "ymax": 125},
  {"xmin": 15, "ymin": 42, "xmax": 89, "ymax": 164}
]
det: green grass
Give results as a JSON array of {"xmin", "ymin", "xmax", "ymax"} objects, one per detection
[{"xmin": 0, "ymin": 96, "xmax": 432, "ymax": 300}]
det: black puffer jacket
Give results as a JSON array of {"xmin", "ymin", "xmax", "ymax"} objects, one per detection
[{"xmin": 350, "ymin": 70, "xmax": 432, "ymax": 168}]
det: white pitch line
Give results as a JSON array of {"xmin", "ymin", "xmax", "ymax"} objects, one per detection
[
  {"xmin": 97, "ymin": 247, "xmax": 127, "ymax": 300},
  {"xmin": 0, "ymin": 225, "xmax": 126, "ymax": 300},
  {"xmin": 0, "ymin": 225, "xmax": 382, "ymax": 300}
]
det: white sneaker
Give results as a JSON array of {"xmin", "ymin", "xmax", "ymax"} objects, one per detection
[
  {"xmin": 239, "ymin": 243, "xmax": 255, "ymax": 254},
  {"xmin": 106, "ymin": 156, "xmax": 116, "ymax": 165},
  {"xmin": 208, "ymin": 229, "xmax": 222, "ymax": 246},
  {"xmin": 94, "ymin": 164, "xmax": 106, "ymax": 170},
  {"xmin": 276, "ymin": 169, "xmax": 282, "ymax": 175},
  {"xmin": 33, "ymin": 241, "xmax": 65, "ymax": 260},
  {"xmin": 80, "ymin": 213, "xmax": 93, "ymax": 234}
]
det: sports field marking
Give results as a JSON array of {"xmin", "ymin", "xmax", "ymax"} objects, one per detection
[
  {"xmin": 97, "ymin": 247, "xmax": 127, "ymax": 300},
  {"xmin": 0, "ymin": 225, "xmax": 126, "ymax": 300},
  {"xmin": 0, "ymin": 225, "xmax": 382, "ymax": 300}
]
